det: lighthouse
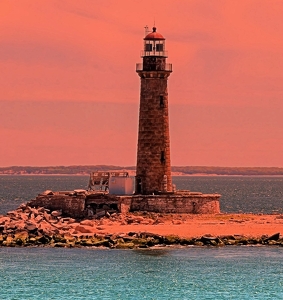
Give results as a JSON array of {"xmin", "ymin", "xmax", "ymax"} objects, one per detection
[
  {"xmin": 30, "ymin": 26, "xmax": 221, "ymax": 216},
  {"xmin": 135, "ymin": 27, "xmax": 173, "ymax": 195}
]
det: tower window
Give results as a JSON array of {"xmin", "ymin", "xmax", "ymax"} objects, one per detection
[
  {"xmin": 156, "ymin": 44, "xmax": 163, "ymax": 52},
  {"xmin": 160, "ymin": 151, "xmax": 165, "ymax": 164},
  {"xmin": 145, "ymin": 44, "xmax": 152, "ymax": 51},
  {"xmin": 160, "ymin": 95, "xmax": 164, "ymax": 108}
]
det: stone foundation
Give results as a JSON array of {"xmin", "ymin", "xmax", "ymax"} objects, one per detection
[
  {"xmin": 29, "ymin": 192, "xmax": 86, "ymax": 218},
  {"xmin": 29, "ymin": 190, "xmax": 220, "ymax": 218},
  {"xmin": 118, "ymin": 191, "xmax": 220, "ymax": 214}
]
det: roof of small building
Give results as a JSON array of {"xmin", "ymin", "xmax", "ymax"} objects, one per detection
[{"xmin": 144, "ymin": 27, "xmax": 165, "ymax": 40}]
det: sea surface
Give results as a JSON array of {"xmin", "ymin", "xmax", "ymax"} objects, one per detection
[
  {"xmin": 1, "ymin": 175, "xmax": 283, "ymax": 215},
  {"xmin": 1, "ymin": 175, "xmax": 283, "ymax": 299},
  {"xmin": 0, "ymin": 247, "xmax": 283, "ymax": 299}
]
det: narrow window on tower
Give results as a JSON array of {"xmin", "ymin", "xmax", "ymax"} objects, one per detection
[
  {"xmin": 160, "ymin": 95, "xmax": 164, "ymax": 108},
  {"xmin": 160, "ymin": 151, "xmax": 165, "ymax": 164}
]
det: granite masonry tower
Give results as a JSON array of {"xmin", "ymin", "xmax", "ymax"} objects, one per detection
[{"xmin": 135, "ymin": 27, "xmax": 173, "ymax": 194}]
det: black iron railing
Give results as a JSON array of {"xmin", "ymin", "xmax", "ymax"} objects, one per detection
[
  {"xmin": 140, "ymin": 50, "xmax": 168, "ymax": 57},
  {"xmin": 136, "ymin": 63, "xmax": 172, "ymax": 72}
]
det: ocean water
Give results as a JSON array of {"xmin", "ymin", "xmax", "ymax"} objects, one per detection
[
  {"xmin": 0, "ymin": 247, "xmax": 283, "ymax": 299},
  {"xmin": 1, "ymin": 175, "xmax": 283, "ymax": 215},
  {"xmin": 1, "ymin": 175, "xmax": 283, "ymax": 299},
  {"xmin": 175, "ymin": 176, "xmax": 283, "ymax": 214}
]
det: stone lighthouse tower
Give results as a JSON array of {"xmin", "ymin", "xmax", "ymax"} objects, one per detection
[{"xmin": 135, "ymin": 27, "xmax": 173, "ymax": 195}]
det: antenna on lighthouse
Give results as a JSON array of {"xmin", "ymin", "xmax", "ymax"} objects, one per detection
[{"xmin": 144, "ymin": 25, "xmax": 150, "ymax": 35}]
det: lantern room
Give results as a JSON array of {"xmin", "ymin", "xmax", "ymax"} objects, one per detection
[{"xmin": 141, "ymin": 27, "xmax": 167, "ymax": 57}]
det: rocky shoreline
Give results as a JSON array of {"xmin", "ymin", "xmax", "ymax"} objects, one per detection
[{"xmin": 1, "ymin": 203, "xmax": 283, "ymax": 248}]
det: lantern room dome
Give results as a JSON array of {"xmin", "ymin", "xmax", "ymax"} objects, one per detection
[{"xmin": 144, "ymin": 27, "xmax": 165, "ymax": 40}]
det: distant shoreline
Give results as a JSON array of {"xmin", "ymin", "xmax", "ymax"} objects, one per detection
[
  {"xmin": 1, "ymin": 165, "xmax": 283, "ymax": 176},
  {"xmin": 0, "ymin": 173, "xmax": 90, "ymax": 176},
  {"xmin": 2, "ymin": 173, "xmax": 283, "ymax": 177}
]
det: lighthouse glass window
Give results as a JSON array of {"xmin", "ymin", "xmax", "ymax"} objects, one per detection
[
  {"xmin": 156, "ymin": 44, "xmax": 163, "ymax": 52},
  {"xmin": 145, "ymin": 43, "xmax": 152, "ymax": 51}
]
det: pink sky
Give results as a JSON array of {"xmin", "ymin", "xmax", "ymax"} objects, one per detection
[{"xmin": 1, "ymin": 0, "xmax": 283, "ymax": 167}]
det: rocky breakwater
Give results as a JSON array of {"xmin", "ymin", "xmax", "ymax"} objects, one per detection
[{"xmin": 1, "ymin": 204, "xmax": 283, "ymax": 248}]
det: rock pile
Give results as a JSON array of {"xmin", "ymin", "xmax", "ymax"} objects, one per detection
[{"xmin": 0, "ymin": 204, "xmax": 282, "ymax": 248}]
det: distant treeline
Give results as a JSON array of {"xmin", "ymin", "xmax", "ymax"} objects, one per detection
[
  {"xmin": 172, "ymin": 166, "xmax": 283, "ymax": 176},
  {"xmin": 0, "ymin": 165, "xmax": 135, "ymax": 175},
  {"xmin": 1, "ymin": 165, "xmax": 283, "ymax": 176}
]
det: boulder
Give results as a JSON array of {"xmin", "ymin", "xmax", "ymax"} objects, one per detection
[
  {"xmin": 96, "ymin": 226, "xmax": 105, "ymax": 231},
  {"xmin": 34, "ymin": 215, "xmax": 43, "ymax": 223},
  {"xmin": 38, "ymin": 220, "xmax": 55, "ymax": 232},
  {"xmin": 51, "ymin": 210, "xmax": 62, "ymax": 217},
  {"xmin": 237, "ymin": 238, "xmax": 248, "ymax": 245},
  {"xmin": 41, "ymin": 190, "xmax": 54, "ymax": 196},
  {"xmin": 5, "ymin": 220, "xmax": 18, "ymax": 231},
  {"xmin": 139, "ymin": 232, "xmax": 163, "ymax": 240},
  {"xmin": 201, "ymin": 235, "xmax": 220, "ymax": 245},
  {"xmin": 6, "ymin": 211, "xmax": 17, "ymax": 217},
  {"xmin": 194, "ymin": 241, "xmax": 204, "ymax": 246},
  {"xmin": 14, "ymin": 230, "xmax": 29, "ymax": 241},
  {"xmin": 63, "ymin": 234, "xmax": 76, "ymax": 243},
  {"xmin": 18, "ymin": 203, "xmax": 28, "ymax": 210},
  {"xmin": 247, "ymin": 238, "xmax": 260, "ymax": 245},
  {"xmin": 173, "ymin": 220, "xmax": 183, "ymax": 225},
  {"xmin": 180, "ymin": 238, "xmax": 195, "ymax": 245},
  {"xmin": 53, "ymin": 235, "xmax": 67, "ymax": 243},
  {"xmin": 79, "ymin": 239, "xmax": 95, "ymax": 247},
  {"xmin": 3, "ymin": 235, "xmax": 16, "ymax": 247},
  {"xmin": 43, "ymin": 211, "xmax": 51, "ymax": 221},
  {"xmin": 122, "ymin": 235, "xmax": 135, "ymax": 242},
  {"xmin": 29, "ymin": 207, "xmax": 40, "ymax": 216},
  {"xmin": 93, "ymin": 211, "xmax": 106, "ymax": 219},
  {"xmin": 80, "ymin": 220, "xmax": 94, "ymax": 227},
  {"xmin": 145, "ymin": 237, "xmax": 160, "ymax": 247},
  {"xmin": 0, "ymin": 234, "xmax": 5, "ymax": 243},
  {"xmin": 140, "ymin": 220, "xmax": 154, "ymax": 225},
  {"xmin": 61, "ymin": 217, "xmax": 70, "ymax": 223},
  {"xmin": 53, "ymin": 242, "xmax": 68, "ymax": 247},
  {"xmin": 133, "ymin": 216, "xmax": 144, "ymax": 223},
  {"xmin": 67, "ymin": 218, "xmax": 76, "ymax": 224},
  {"xmin": 0, "ymin": 216, "xmax": 10, "ymax": 225},
  {"xmin": 60, "ymin": 225, "xmax": 71, "ymax": 231},
  {"xmin": 36, "ymin": 235, "xmax": 51, "ymax": 245},
  {"xmin": 115, "ymin": 242, "xmax": 135, "ymax": 249},
  {"xmin": 91, "ymin": 239, "xmax": 111, "ymax": 247},
  {"xmin": 18, "ymin": 213, "xmax": 29, "ymax": 222},
  {"xmin": 74, "ymin": 225, "xmax": 93, "ymax": 234},
  {"xmin": 37, "ymin": 207, "xmax": 46, "ymax": 213},
  {"xmin": 266, "ymin": 232, "xmax": 280, "ymax": 241},
  {"xmin": 28, "ymin": 237, "xmax": 37, "ymax": 244},
  {"xmin": 164, "ymin": 235, "xmax": 180, "ymax": 245},
  {"xmin": 25, "ymin": 224, "xmax": 38, "ymax": 233}
]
